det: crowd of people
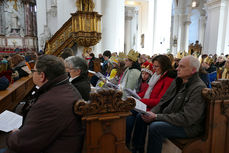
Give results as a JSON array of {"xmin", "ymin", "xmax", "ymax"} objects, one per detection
[
  {"xmin": 0, "ymin": 48, "xmax": 229, "ymax": 153},
  {"xmin": 0, "ymin": 52, "xmax": 38, "ymax": 90}
]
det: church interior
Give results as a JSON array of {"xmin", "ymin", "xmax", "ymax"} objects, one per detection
[{"xmin": 0, "ymin": 0, "xmax": 229, "ymax": 153}]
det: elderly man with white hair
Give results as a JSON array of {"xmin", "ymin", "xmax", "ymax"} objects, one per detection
[{"xmin": 131, "ymin": 55, "xmax": 206, "ymax": 153}]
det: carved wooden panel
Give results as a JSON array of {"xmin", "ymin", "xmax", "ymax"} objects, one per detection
[
  {"xmin": 74, "ymin": 89, "xmax": 134, "ymax": 153},
  {"xmin": 74, "ymin": 88, "xmax": 135, "ymax": 116}
]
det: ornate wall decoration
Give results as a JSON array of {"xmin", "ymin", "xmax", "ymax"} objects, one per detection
[
  {"xmin": 0, "ymin": 0, "xmax": 37, "ymax": 54},
  {"xmin": 0, "ymin": 1, "xmax": 4, "ymax": 35},
  {"xmin": 45, "ymin": 18, "xmax": 73, "ymax": 55},
  {"xmin": 72, "ymin": 0, "xmax": 102, "ymax": 51},
  {"xmin": 74, "ymin": 89, "xmax": 136, "ymax": 116},
  {"xmin": 3, "ymin": 0, "xmax": 25, "ymax": 36},
  {"xmin": 45, "ymin": 0, "xmax": 102, "ymax": 56}
]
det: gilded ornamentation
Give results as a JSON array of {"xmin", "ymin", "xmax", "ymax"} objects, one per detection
[
  {"xmin": 71, "ymin": 11, "xmax": 102, "ymax": 48},
  {"xmin": 45, "ymin": 0, "xmax": 102, "ymax": 56},
  {"xmin": 74, "ymin": 89, "xmax": 136, "ymax": 116},
  {"xmin": 76, "ymin": 0, "xmax": 95, "ymax": 12},
  {"xmin": 45, "ymin": 18, "xmax": 73, "ymax": 55}
]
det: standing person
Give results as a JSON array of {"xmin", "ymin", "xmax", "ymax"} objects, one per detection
[
  {"xmin": 119, "ymin": 49, "xmax": 141, "ymax": 99},
  {"xmin": 65, "ymin": 56, "xmax": 91, "ymax": 101},
  {"xmin": 5, "ymin": 55, "xmax": 85, "ymax": 153},
  {"xmin": 132, "ymin": 55, "xmax": 206, "ymax": 153},
  {"xmin": 101, "ymin": 50, "xmax": 111, "ymax": 76}
]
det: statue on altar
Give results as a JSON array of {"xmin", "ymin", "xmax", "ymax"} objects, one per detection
[
  {"xmin": 4, "ymin": 0, "xmax": 24, "ymax": 36},
  {"xmin": 76, "ymin": 0, "xmax": 95, "ymax": 12}
]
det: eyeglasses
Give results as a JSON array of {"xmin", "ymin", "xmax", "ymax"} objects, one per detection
[
  {"xmin": 153, "ymin": 65, "xmax": 160, "ymax": 69},
  {"xmin": 31, "ymin": 69, "xmax": 38, "ymax": 73}
]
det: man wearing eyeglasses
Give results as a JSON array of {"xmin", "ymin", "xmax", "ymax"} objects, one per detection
[{"xmin": 5, "ymin": 55, "xmax": 84, "ymax": 153}]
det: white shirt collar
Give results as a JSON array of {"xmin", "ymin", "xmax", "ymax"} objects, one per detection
[{"xmin": 69, "ymin": 76, "xmax": 79, "ymax": 82}]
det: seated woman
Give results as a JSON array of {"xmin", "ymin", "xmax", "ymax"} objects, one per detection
[
  {"xmin": 8, "ymin": 54, "xmax": 30, "ymax": 82},
  {"xmin": 119, "ymin": 50, "xmax": 141, "ymax": 99},
  {"xmin": 136, "ymin": 61, "xmax": 153, "ymax": 94},
  {"xmin": 138, "ymin": 55, "xmax": 176, "ymax": 111},
  {"xmin": 126, "ymin": 55, "xmax": 176, "ymax": 150},
  {"xmin": 65, "ymin": 56, "xmax": 91, "ymax": 101}
]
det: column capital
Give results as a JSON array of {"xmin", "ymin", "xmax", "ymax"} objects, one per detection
[
  {"xmin": 205, "ymin": 0, "xmax": 225, "ymax": 10},
  {"xmin": 184, "ymin": 20, "xmax": 191, "ymax": 25},
  {"xmin": 125, "ymin": 16, "xmax": 133, "ymax": 21},
  {"xmin": 173, "ymin": 8, "xmax": 185, "ymax": 15}
]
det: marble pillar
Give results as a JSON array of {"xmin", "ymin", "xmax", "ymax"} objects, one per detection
[
  {"xmin": 125, "ymin": 15, "xmax": 133, "ymax": 54},
  {"xmin": 224, "ymin": 2, "xmax": 229, "ymax": 54},
  {"xmin": 177, "ymin": 14, "xmax": 185, "ymax": 51},
  {"xmin": 198, "ymin": 15, "xmax": 207, "ymax": 46},
  {"xmin": 184, "ymin": 19, "xmax": 191, "ymax": 52},
  {"xmin": 99, "ymin": 0, "xmax": 125, "ymax": 53},
  {"xmin": 203, "ymin": 0, "xmax": 228, "ymax": 55},
  {"xmin": 0, "ymin": 2, "xmax": 3, "ymax": 35},
  {"xmin": 171, "ymin": 12, "xmax": 179, "ymax": 55}
]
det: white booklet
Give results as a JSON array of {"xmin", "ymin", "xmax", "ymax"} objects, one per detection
[
  {"xmin": 0, "ymin": 110, "xmax": 23, "ymax": 132},
  {"xmin": 131, "ymin": 97, "xmax": 149, "ymax": 115}
]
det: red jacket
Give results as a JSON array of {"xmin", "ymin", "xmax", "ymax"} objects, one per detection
[{"xmin": 138, "ymin": 73, "xmax": 174, "ymax": 111}]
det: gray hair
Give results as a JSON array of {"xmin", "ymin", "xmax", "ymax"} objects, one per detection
[
  {"xmin": 65, "ymin": 56, "xmax": 88, "ymax": 75},
  {"xmin": 185, "ymin": 55, "xmax": 200, "ymax": 72}
]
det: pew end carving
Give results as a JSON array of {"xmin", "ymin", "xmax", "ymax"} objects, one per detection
[
  {"xmin": 163, "ymin": 80, "xmax": 229, "ymax": 153},
  {"xmin": 74, "ymin": 88, "xmax": 135, "ymax": 153}
]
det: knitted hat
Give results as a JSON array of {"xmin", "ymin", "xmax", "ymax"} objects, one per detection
[
  {"xmin": 127, "ymin": 49, "xmax": 139, "ymax": 62},
  {"xmin": 141, "ymin": 61, "xmax": 153, "ymax": 75}
]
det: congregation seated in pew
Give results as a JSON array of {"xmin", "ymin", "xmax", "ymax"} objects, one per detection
[
  {"xmin": 1, "ymin": 55, "xmax": 85, "ymax": 153},
  {"xmin": 2, "ymin": 50, "xmax": 229, "ymax": 153},
  {"xmin": 129, "ymin": 55, "xmax": 206, "ymax": 153}
]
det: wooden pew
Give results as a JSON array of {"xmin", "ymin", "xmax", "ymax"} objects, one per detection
[
  {"xmin": 162, "ymin": 79, "xmax": 229, "ymax": 153},
  {"xmin": 74, "ymin": 88, "xmax": 135, "ymax": 153},
  {"xmin": 0, "ymin": 75, "xmax": 34, "ymax": 113}
]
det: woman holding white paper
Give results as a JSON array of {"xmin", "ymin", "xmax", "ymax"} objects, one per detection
[
  {"xmin": 138, "ymin": 55, "xmax": 176, "ymax": 111},
  {"xmin": 126, "ymin": 55, "xmax": 176, "ymax": 151}
]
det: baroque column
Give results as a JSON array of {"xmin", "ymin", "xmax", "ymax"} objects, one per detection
[
  {"xmin": 171, "ymin": 0, "xmax": 186, "ymax": 53},
  {"xmin": 224, "ymin": 1, "xmax": 229, "ymax": 54},
  {"xmin": 203, "ymin": 0, "xmax": 228, "ymax": 55},
  {"xmin": 0, "ymin": 1, "xmax": 3, "ymax": 35},
  {"xmin": 124, "ymin": 15, "xmax": 132, "ymax": 54},
  {"xmin": 99, "ymin": 0, "xmax": 125, "ymax": 53},
  {"xmin": 184, "ymin": 18, "xmax": 191, "ymax": 52},
  {"xmin": 198, "ymin": 15, "xmax": 207, "ymax": 46},
  {"xmin": 183, "ymin": 5, "xmax": 192, "ymax": 52}
]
